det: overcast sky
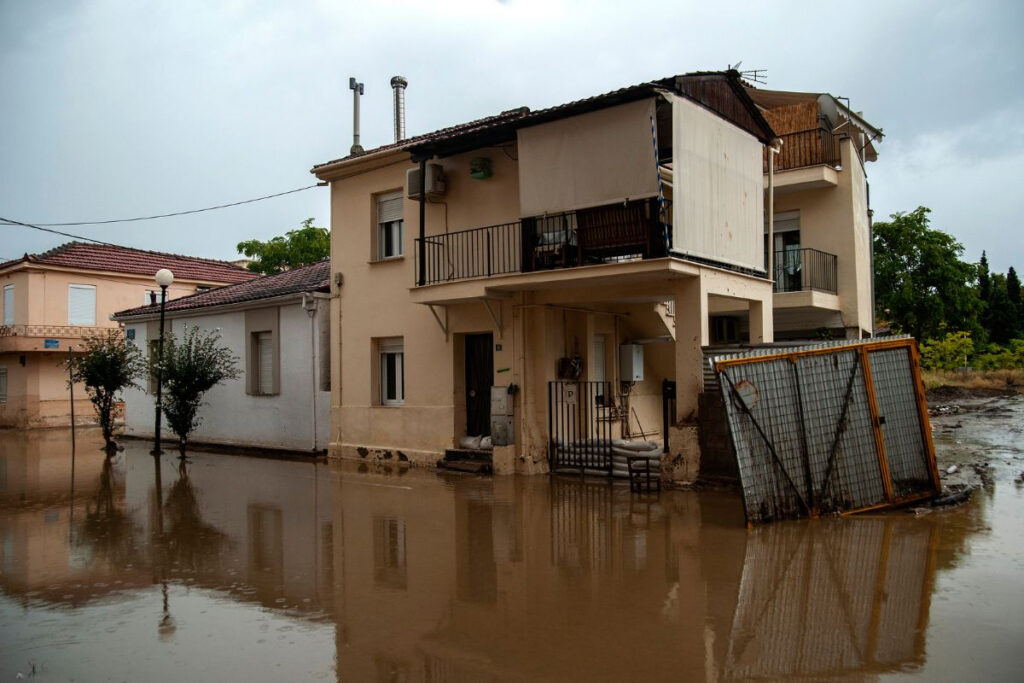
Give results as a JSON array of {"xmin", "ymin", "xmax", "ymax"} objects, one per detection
[{"xmin": 2, "ymin": 0, "xmax": 1022, "ymax": 273}]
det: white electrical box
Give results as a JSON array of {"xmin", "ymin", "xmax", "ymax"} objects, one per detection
[
  {"xmin": 620, "ymin": 344, "xmax": 644, "ymax": 382},
  {"xmin": 490, "ymin": 386, "xmax": 512, "ymax": 416},
  {"xmin": 406, "ymin": 163, "xmax": 446, "ymax": 200}
]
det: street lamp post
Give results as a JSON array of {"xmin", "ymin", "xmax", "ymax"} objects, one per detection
[{"xmin": 151, "ymin": 268, "xmax": 174, "ymax": 455}]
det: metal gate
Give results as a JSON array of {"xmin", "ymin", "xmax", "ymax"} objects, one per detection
[
  {"xmin": 548, "ymin": 381, "xmax": 613, "ymax": 474},
  {"xmin": 712, "ymin": 338, "xmax": 940, "ymax": 525}
]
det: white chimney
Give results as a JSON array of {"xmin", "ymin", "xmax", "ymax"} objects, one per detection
[{"xmin": 349, "ymin": 77, "xmax": 364, "ymax": 155}]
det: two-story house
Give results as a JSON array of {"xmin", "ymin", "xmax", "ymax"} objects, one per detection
[
  {"xmin": 750, "ymin": 86, "xmax": 882, "ymax": 341},
  {"xmin": 312, "ymin": 71, "xmax": 777, "ymax": 483},
  {"xmin": 0, "ymin": 242, "xmax": 256, "ymax": 429}
]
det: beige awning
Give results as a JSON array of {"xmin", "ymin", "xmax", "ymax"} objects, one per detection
[{"xmin": 517, "ymin": 98, "xmax": 659, "ymax": 217}]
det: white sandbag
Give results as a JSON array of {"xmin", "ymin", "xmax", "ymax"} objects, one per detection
[
  {"xmin": 480, "ymin": 436, "xmax": 493, "ymax": 450},
  {"xmin": 459, "ymin": 435, "xmax": 483, "ymax": 450}
]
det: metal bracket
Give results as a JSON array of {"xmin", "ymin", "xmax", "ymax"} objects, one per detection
[
  {"xmin": 482, "ymin": 299, "xmax": 503, "ymax": 339},
  {"xmin": 428, "ymin": 305, "xmax": 448, "ymax": 341}
]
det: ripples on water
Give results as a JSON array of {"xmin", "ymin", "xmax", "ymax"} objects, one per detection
[{"xmin": 1, "ymin": 404, "xmax": 1022, "ymax": 681}]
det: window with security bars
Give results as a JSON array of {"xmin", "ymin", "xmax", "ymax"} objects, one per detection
[
  {"xmin": 378, "ymin": 337, "xmax": 404, "ymax": 405},
  {"xmin": 0, "ymin": 366, "xmax": 7, "ymax": 404},
  {"xmin": 3, "ymin": 285, "xmax": 14, "ymax": 325},
  {"xmin": 68, "ymin": 284, "xmax": 96, "ymax": 325},
  {"xmin": 376, "ymin": 192, "xmax": 404, "ymax": 260}
]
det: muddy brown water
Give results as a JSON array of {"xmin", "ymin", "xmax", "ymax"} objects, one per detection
[{"xmin": 1, "ymin": 399, "xmax": 1022, "ymax": 682}]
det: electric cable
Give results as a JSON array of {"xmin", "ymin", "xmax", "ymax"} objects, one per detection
[{"xmin": 0, "ymin": 184, "xmax": 320, "ymax": 227}]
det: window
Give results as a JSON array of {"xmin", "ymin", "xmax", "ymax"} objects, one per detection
[
  {"xmin": 376, "ymin": 191, "xmax": 404, "ymax": 260},
  {"xmin": 2, "ymin": 285, "xmax": 12, "ymax": 326},
  {"xmin": 254, "ymin": 331, "xmax": 275, "ymax": 395},
  {"xmin": 373, "ymin": 516, "xmax": 407, "ymax": 589},
  {"xmin": 144, "ymin": 290, "xmax": 158, "ymax": 306},
  {"xmin": 0, "ymin": 367, "xmax": 7, "ymax": 404},
  {"xmin": 68, "ymin": 284, "xmax": 96, "ymax": 325},
  {"xmin": 378, "ymin": 337, "xmax": 404, "ymax": 405}
]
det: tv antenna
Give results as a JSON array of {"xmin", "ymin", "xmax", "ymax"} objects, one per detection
[{"xmin": 727, "ymin": 61, "xmax": 767, "ymax": 84}]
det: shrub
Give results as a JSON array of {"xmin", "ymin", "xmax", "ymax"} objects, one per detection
[
  {"xmin": 65, "ymin": 330, "xmax": 145, "ymax": 449},
  {"xmin": 153, "ymin": 326, "xmax": 240, "ymax": 452},
  {"xmin": 919, "ymin": 331, "xmax": 973, "ymax": 371}
]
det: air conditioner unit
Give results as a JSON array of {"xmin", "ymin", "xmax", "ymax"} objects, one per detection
[{"xmin": 406, "ymin": 163, "xmax": 446, "ymax": 200}]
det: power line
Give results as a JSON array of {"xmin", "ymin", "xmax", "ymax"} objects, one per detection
[
  {"xmin": 0, "ymin": 184, "xmax": 321, "ymax": 227},
  {"xmin": 0, "ymin": 215, "xmax": 121, "ymax": 246}
]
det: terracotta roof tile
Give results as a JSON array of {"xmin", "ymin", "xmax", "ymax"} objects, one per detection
[
  {"xmin": 114, "ymin": 260, "xmax": 330, "ymax": 318},
  {"xmin": 1, "ymin": 241, "xmax": 256, "ymax": 284}
]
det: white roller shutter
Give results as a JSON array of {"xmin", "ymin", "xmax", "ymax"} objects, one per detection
[
  {"xmin": 377, "ymin": 193, "xmax": 403, "ymax": 224},
  {"xmin": 68, "ymin": 285, "xmax": 96, "ymax": 325},
  {"xmin": 257, "ymin": 332, "xmax": 274, "ymax": 395},
  {"xmin": 2, "ymin": 285, "xmax": 12, "ymax": 325}
]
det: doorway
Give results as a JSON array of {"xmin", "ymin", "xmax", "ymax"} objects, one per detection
[{"xmin": 464, "ymin": 333, "xmax": 494, "ymax": 437}]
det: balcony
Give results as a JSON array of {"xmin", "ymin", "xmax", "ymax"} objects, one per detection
[
  {"xmin": 0, "ymin": 324, "xmax": 117, "ymax": 353},
  {"xmin": 414, "ymin": 199, "xmax": 669, "ymax": 287},
  {"xmin": 773, "ymin": 248, "xmax": 837, "ymax": 294},
  {"xmin": 764, "ymin": 128, "xmax": 844, "ymax": 193}
]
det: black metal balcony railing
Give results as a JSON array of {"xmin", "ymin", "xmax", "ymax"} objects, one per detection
[
  {"xmin": 414, "ymin": 199, "xmax": 669, "ymax": 286},
  {"xmin": 764, "ymin": 128, "xmax": 842, "ymax": 173},
  {"xmin": 416, "ymin": 221, "xmax": 522, "ymax": 286},
  {"xmin": 773, "ymin": 248, "xmax": 838, "ymax": 294}
]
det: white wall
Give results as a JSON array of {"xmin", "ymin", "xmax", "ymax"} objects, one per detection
[{"xmin": 123, "ymin": 299, "xmax": 331, "ymax": 452}]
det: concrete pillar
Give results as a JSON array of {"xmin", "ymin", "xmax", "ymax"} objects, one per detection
[
  {"xmin": 748, "ymin": 298, "xmax": 773, "ymax": 344},
  {"xmin": 668, "ymin": 276, "xmax": 707, "ymax": 483}
]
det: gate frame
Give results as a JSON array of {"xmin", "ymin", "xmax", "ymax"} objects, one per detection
[{"xmin": 713, "ymin": 337, "xmax": 940, "ymax": 522}]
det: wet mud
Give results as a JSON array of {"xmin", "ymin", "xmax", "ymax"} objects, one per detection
[{"xmin": 1, "ymin": 398, "xmax": 1022, "ymax": 681}]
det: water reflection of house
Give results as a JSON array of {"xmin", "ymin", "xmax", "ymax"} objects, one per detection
[
  {"xmin": 330, "ymin": 472, "xmax": 949, "ymax": 682},
  {"xmin": 0, "ymin": 429, "xmax": 147, "ymax": 605}
]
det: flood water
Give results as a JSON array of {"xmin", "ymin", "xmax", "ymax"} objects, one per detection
[{"xmin": 2, "ymin": 399, "xmax": 1023, "ymax": 682}]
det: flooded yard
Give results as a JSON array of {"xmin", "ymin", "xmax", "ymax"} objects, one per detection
[{"xmin": 1, "ymin": 397, "xmax": 1022, "ymax": 681}]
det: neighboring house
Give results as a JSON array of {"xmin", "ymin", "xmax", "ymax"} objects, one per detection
[
  {"xmin": 747, "ymin": 86, "xmax": 882, "ymax": 341},
  {"xmin": 113, "ymin": 260, "xmax": 331, "ymax": 452},
  {"xmin": 0, "ymin": 242, "xmax": 255, "ymax": 429},
  {"xmin": 312, "ymin": 70, "xmax": 778, "ymax": 482}
]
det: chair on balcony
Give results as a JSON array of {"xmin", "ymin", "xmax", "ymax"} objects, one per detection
[{"xmin": 531, "ymin": 218, "xmax": 578, "ymax": 270}]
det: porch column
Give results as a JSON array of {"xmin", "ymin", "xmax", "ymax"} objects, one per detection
[
  {"xmin": 668, "ymin": 276, "xmax": 707, "ymax": 483},
  {"xmin": 748, "ymin": 298, "xmax": 773, "ymax": 344}
]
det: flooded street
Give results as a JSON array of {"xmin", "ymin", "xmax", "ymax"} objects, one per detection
[{"xmin": 2, "ymin": 399, "xmax": 1023, "ymax": 682}]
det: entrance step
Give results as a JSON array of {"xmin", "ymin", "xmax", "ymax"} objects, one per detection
[{"xmin": 438, "ymin": 449, "xmax": 493, "ymax": 474}]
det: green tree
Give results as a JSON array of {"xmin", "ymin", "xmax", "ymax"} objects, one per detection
[
  {"xmin": 65, "ymin": 330, "xmax": 146, "ymax": 450},
  {"xmin": 873, "ymin": 207, "xmax": 979, "ymax": 340},
  {"xmin": 153, "ymin": 326, "xmax": 240, "ymax": 453},
  {"xmin": 978, "ymin": 251, "xmax": 991, "ymax": 302},
  {"xmin": 1007, "ymin": 266, "xmax": 1022, "ymax": 337},
  {"xmin": 919, "ymin": 331, "xmax": 974, "ymax": 371},
  {"xmin": 986, "ymin": 273, "xmax": 1019, "ymax": 344},
  {"xmin": 236, "ymin": 218, "xmax": 329, "ymax": 275}
]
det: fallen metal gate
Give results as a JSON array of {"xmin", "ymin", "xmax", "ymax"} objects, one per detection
[
  {"xmin": 711, "ymin": 338, "xmax": 940, "ymax": 525},
  {"xmin": 548, "ymin": 381, "xmax": 613, "ymax": 474}
]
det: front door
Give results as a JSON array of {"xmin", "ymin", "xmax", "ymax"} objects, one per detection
[{"xmin": 465, "ymin": 333, "xmax": 494, "ymax": 437}]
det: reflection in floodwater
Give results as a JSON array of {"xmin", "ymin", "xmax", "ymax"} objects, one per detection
[{"xmin": 0, "ymin": 427, "xmax": 1019, "ymax": 681}]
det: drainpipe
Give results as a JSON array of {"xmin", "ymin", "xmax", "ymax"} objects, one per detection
[
  {"xmin": 304, "ymin": 293, "xmax": 318, "ymax": 451},
  {"xmin": 766, "ymin": 138, "xmax": 782, "ymax": 288},
  {"xmin": 416, "ymin": 157, "xmax": 427, "ymax": 287}
]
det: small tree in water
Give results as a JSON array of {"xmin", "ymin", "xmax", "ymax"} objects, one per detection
[
  {"xmin": 153, "ymin": 326, "xmax": 240, "ymax": 454},
  {"xmin": 65, "ymin": 331, "xmax": 145, "ymax": 452}
]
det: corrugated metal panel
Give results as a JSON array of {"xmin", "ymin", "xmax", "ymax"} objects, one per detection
[{"xmin": 711, "ymin": 337, "xmax": 937, "ymax": 525}]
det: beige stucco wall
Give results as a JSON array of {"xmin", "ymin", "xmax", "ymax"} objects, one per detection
[
  {"xmin": 772, "ymin": 137, "xmax": 873, "ymax": 337},
  {"xmin": 0, "ymin": 264, "xmax": 232, "ymax": 429},
  {"xmin": 325, "ymin": 116, "xmax": 773, "ymax": 483}
]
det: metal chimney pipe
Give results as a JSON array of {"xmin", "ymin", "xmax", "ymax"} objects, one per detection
[
  {"xmin": 390, "ymin": 76, "xmax": 408, "ymax": 142},
  {"xmin": 349, "ymin": 77, "xmax": 364, "ymax": 155}
]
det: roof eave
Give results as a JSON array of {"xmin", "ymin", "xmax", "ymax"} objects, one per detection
[
  {"xmin": 311, "ymin": 147, "xmax": 412, "ymax": 182},
  {"xmin": 113, "ymin": 290, "xmax": 321, "ymax": 323}
]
